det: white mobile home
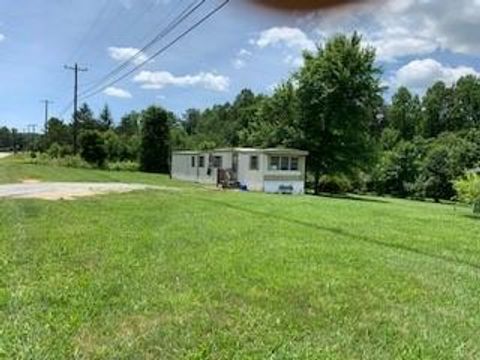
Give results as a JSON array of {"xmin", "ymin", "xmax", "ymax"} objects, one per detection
[{"xmin": 171, "ymin": 148, "xmax": 308, "ymax": 194}]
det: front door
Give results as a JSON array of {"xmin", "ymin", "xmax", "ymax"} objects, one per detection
[{"xmin": 232, "ymin": 153, "xmax": 239, "ymax": 181}]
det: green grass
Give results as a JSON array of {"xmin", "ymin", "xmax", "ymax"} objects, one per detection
[{"xmin": 1, "ymin": 156, "xmax": 480, "ymax": 359}]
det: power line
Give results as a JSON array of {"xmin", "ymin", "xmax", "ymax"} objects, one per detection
[
  {"xmin": 64, "ymin": 0, "xmax": 114, "ymax": 65},
  {"xmin": 80, "ymin": 0, "xmax": 230, "ymax": 101},
  {"xmin": 58, "ymin": 100, "xmax": 74, "ymax": 120},
  {"xmin": 75, "ymin": 0, "xmax": 160, "ymax": 77},
  {"xmin": 119, "ymin": 0, "xmax": 162, "ymax": 43},
  {"xmin": 132, "ymin": 0, "xmax": 198, "ymax": 52},
  {"xmin": 57, "ymin": 0, "xmax": 200, "ymax": 117},
  {"xmin": 80, "ymin": 0, "xmax": 205, "ymax": 97},
  {"xmin": 133, "ymin": 0, "xmax": 195, "ymax": 52}
]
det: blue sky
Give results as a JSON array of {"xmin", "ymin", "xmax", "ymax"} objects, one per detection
[{"xmin": 1, "ymin": 0, "xmax": 480, "ymax": 130}]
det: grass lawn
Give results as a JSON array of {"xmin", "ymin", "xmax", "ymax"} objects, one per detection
[{"xmin": 1, "ymin": 156, "xmax": 479, "ymax": 359}]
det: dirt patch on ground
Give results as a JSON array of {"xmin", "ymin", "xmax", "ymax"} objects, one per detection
[
  {"xmin": 22, "ymin": 179, "xmax": 41, "ymax": 184},
  {"xmin": 0, "ymin": 152, "xmax": 12, "ymax": 160},
  {"xmin": 0, "ymin": 182, "xmax": 178, "ymax": 200}
]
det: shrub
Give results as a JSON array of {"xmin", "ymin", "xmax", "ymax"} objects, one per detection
[
  {"xmin": 122, "ymin": 136, "xmax": 141, "ymax": 161},
  {"xmin": 373, "ymin": 141, "xmax": 421, "ymax": 197},
  {"xmin": 318, "ymin": 175, "xmax": 352, "ymax": 194},
  {"xmin": 47, "ymin": 143, "xmax": 73, "ymax": 159},
  {"xmin": 58, "ymin": 155, "xmax": 91, "ymax": 169},
  {"xmin": 103, "ymin": 130, "xmax": 126, "ymax": 162},
  {"xmin": 455, "ymin": 172, "xmax": 480, "ymax": 214},
  {"xmin": 417, "ymin": 134, "xmax": 477, "ymax": 202},
  {"xmin": 107, "ymin": 161, "xmax": 139, "ymax": 172},
  {"xmin": 47, "ymin": 143, "xmax": 62, "ymax": 158},
  {"xmin": 79, "ymin": 130, "xmax": 107, "ymax": 167},
  {"xmin": 26, "ymin": 153, "xmax": 91, "ymax": 169},
  {"xmin": 417, "ymin": 146, "xmax": 453, "ymax": 202}
]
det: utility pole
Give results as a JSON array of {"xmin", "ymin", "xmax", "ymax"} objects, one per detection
[
  {"xmin": 64, "ymin": 63, "xmax": 88, "ymax": 154},
  {"xmin": 41, "ymin": 100, "xmax": 54, "ymax": 133}
]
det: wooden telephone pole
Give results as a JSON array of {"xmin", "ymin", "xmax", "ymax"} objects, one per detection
[{"xmin": 64, "ymin": 63, "xmax": 88, "ymax": 154}]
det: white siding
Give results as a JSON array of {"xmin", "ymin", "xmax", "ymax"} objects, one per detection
[
  {"xmin": 171, "ymin": 154, "xmax": 197, "ymax": 182},
  {"xmin": 211, "ymin": 151, "xmax": 233, "ymax": 170},
  {"xmin": 172, "ymin": 151, "xmax": 234, "ymax": 185},
  {"xmin": 172, "ymin": 148, "xmax": 308, "ymax": 194},
  {"xmin": 264, "ymin": 181, "xmax": 305, "ymax": 194},
  {"xmin": 237, "ymin": 152, "xmax": 264, "ymax": 191}
]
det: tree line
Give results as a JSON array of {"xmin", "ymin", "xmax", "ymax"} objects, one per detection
[{"xmin": 1, "ymin": 33, "xmax": 479, "ymax": 205}]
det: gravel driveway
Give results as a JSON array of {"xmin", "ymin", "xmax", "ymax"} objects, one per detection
[
  {"xmin": 0, "ymin": 153, "xmax": 12, "ymax": 159},
  {"xmin": 0, "ymin": 182, "xmax": 174, "ymax": 200}
]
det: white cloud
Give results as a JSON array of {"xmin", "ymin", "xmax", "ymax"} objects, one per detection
[
  {"xmin": 393, "ymin": 58, "xmax": 480, "ymax": 91},
  {"xmin": 369, "ymin": 36, "xmax": 438, "ymax": 62},
  {"xmin": 103, "ymin": 86, "xmax": 132, "ymax": 99},
  {"xmin": 250, "ymin": 27, "xmax": 315, "ymax": 69},
  {"xmin": 133, "ymin": 70, "xmax": 230, "ymax": 92},
  {"xmin": 0, "ymin": 33, "xmax": 5, "ymax": 42},
  {"xmin": 267, "ymin": 82, "xmax": 278, "ymax": 93},
  {"xmin": 284, "ymin": 54, "xmax": 304, "ymax": 68},
  {"xmin": 108, "ymin": 47, "xmax": 149, "ymax": 66},
  {"xmin": 232, "ymin": 48, "xmax": 252, "ymax": 70},
  {"xmin": 253, "ymin": 27, "xmax": 316, "ymax": 52},
  {"xmin": 238, "ymin": 49, "xmax": 252, "ymax": 57},
  {"xmin": 304, "ymin": 0, "xmax": 480, "ymax": 62},
  {"xmin": 232, "ymin": 58, "xmax": 247, "ymax": 70}
]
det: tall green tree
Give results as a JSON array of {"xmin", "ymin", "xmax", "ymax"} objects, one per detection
[
  {"xmin": 420, "ymin": 81, "xmax": 451, "ymax": 138},
  {"xmin": 388, "ymin": 87, "xmax": 422, "ymax": 140},
  {"xmin": 450, "ymin": 75, "xmax": 480, "ymax": 130},
  {"xmin": 0, "ymin": 127, "xmax": 12, "ymax": 149},
  {"xmin": 45, "ymin": 118, "xmax": 71, "ymax": 147},
  {"xmin": 79, "ymin": 130, "xmax": 107, "ymax": 167},
  {"xmin": 373, "ymin": 141, "xmax": 422, "ymax": 197},
  {"xmin": 195, "ymin": 103, "xmax": 232, "ymax": 148},
  {"xmin": 227, "ymin": 89, "xmax": 263, "ymax": 146},
  {"xmin": 297, "ymin": 33, "xmax": 382, "ymax": 193},
  {"xmin": 417, "ymin": 133, "xmax": 478, "ymax": 202},
  {"xmin": 99, "ymin": 104, "xmax": 114, "ymax": 131},
  {"xmin": 240, "ymin": 82, "xmax": 301, "ymax": 148},
  {"xmin": 140, "ymin": 106, "xmax": 170, "ymax": 174},
  {"xmin": 183, "ymin": 108, "xmax": 202, "ymax": 136},
  {"xmin": 418, "ymin": 145, "xmax": 453, "ymax": 202},
  {"xmin": 117, "ymin": 111, "xmax": 140, "ymax": 137},
  {"xmin": 76, "ymin": 103, "xmax": 99, "ymax": 132}
]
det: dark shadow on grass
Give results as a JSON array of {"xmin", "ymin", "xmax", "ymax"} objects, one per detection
[
  {"xmin": 197, "ymin": 197, "xmax": 480, "ymax": 272},
  {"xmin": 464, "ymin": 214, "xmax": 480, "ymax": 221},
  {"xmin": 315, "ymin": 193, "xmax": 389, "ymax": 204}
]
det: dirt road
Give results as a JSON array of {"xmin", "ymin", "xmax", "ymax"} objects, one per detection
[
  {"xmin": 0, "ymin": 153, "xmax": 12, "ymax": 159},
  {"xmin": 0, "ymin": 182, "xmax": 175, "ymax": 200}
]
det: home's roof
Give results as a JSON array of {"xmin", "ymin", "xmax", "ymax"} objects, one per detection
[
  {"xmin": 172, "ymin": 150, "xmax": 201, "ymax": 155},
  {"xmin": 173, "ymin": 147, "xmax": 309, "ymax": 156},
  {"xmin": 262, "ymin": 148, "xmax": 309, "ymax": 156}
]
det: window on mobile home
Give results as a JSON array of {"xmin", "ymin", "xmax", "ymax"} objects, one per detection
[
  {"xmin": 269, "ymin": 156, "xmax": 280, "ymax": 170},
  {"xmin": 269, "ymin": 156, "xmax": 300, "ymax": 171},
  {"xmin": 191, "ymin": 156, "xmax": 196, "ymax": 168},
  {"xmin": 213, "ymin": 156, "xmax": 223, "ymax": 168},
  {"xmin": 250, "ymin": 155, "xmax": 259, "ymax": 170},
  {"xmin": 199, "ymin": 156, "xmax": 205, "ymax": 168},
  {"xmin": 290, "ymin": 157, "xmax": 299, "ymax": 171}
]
